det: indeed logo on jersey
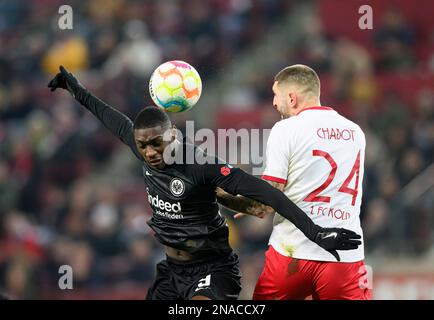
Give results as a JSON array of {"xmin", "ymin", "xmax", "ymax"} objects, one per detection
[
  {"xmin": 147, "ymin": 188, "xmax": 183, "ymax": 219},
  {"xmin": 147, "ymin": 189, "xmax": 181, "ymax": 212}
]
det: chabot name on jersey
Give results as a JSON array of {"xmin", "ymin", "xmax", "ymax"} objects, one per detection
[
  {"xmin": 147, "ymin": 190, "xmax": 181, "ymax": 213},
  {"xmin": 317, "ymin": 127, "xmax": 356, "ymax": 141}
]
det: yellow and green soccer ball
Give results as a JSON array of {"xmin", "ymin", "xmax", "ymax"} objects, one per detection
[{"xmin": 149, "ymin": 60, "xmax": 202, "ymax": 112}]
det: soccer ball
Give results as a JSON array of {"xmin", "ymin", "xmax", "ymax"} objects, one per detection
[{"xmin": 149, "ymin": 60, "xmax": 202, "ymax": 112}]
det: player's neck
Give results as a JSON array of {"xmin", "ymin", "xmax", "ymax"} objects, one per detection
[{"xmin": 296, "ymin": 100, "xmax": 322, "ymax": 114}]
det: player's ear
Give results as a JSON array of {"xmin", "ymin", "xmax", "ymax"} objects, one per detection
[{"xmin": 288, "ymin": 92, "xmax": 297, "ymax": 107}]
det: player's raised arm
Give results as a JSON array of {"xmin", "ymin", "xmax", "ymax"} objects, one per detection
[
  {"xmin": 204, "ymin": 164, "xmax": 361, "ymax": 261},
  {"xmin": 48, "ymin": 65, "xmax": 142, "ymax": 160}
]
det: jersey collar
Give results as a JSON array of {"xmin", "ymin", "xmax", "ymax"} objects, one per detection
[{"xmin": 296, "ymin": 106, "xmax": 334, "ymax": 116}]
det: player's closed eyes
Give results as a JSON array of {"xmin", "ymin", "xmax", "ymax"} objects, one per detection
[
  {"xmin": 151, "ymin": 139, "xmax": 163, "ymax": 148},
  {"xmin": 138, "ymin": 138, "xmax": 163, "ymax": 149}
]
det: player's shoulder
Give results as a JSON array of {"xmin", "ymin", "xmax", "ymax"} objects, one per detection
[
  {"xmin": 337, "ymin": 113, "xmax": 365, "ymax": 134},
  {"xmin": 334, "ymin": 112, "xmax": 366, "ymax": 145},
  {"xmin": 271, "ymin": 116, "xmax": 300, "ymax": 133}
]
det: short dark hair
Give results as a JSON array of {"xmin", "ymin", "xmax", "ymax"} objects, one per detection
[
  {"xmin": 274, "ymin": 64, "xmax": 321, "ymax": 98},
  {"xmin": 133, "ymin": 106, "xmax": 171, "ymax": 130}
]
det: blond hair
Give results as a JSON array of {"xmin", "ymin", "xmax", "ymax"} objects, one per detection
[{"xmin": 274, "ymin": 64, "xmax": 320, "ymax": 99}]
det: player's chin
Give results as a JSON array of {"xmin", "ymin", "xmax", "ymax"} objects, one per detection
[{"xmin": 148, "ymin": 158, "xmax": 164, "ymax": 168}]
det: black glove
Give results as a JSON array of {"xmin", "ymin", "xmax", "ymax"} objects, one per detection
[
  {"xmin": 314, "ymin": 228, "xmax": 362, "ymax": 262},
  {"xmin": 47, "ymin": 65, "xmax": 85, "ymax": 98}
]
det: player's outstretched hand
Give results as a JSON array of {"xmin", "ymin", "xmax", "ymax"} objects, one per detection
[
  {"xmin": 47, "ymin": 65, "xmax": 84, "ymax": 97},
  {"xmin": 314, "ymin": 228, "xmax": 362, "ymax": 261}
]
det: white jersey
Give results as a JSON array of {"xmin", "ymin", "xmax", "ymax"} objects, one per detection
[{"xmin": 263, "ymin": 106, "xmax": 365, "ymax": 262}]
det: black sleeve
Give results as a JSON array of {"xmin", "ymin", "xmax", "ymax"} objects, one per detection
[
  {"xmin": 74, "ymin": 88, "xmax": 142, "ymax": 160},
  {"xmin": 200, "ymin": 162, "xmax": 321, "ymax": 241}
]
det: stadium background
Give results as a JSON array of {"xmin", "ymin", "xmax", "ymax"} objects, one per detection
[{"xmin": 0, "ymin": 0, "xmax": 433, "ymax": 299}]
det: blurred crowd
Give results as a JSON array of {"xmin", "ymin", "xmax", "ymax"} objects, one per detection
[{"xmin": 1, "ymin": 0, "xmax": 433, "ymax": 299}]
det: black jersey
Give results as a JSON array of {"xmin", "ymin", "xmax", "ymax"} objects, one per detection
[
  {"xmin": 74, "ymin": 89, "xmax": 325, "ymax": 259},
  {"xmin": 142, "ymin": 140, "xmax": 238, "ymax": 255}
]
